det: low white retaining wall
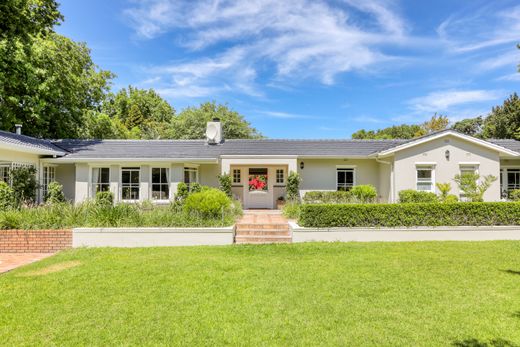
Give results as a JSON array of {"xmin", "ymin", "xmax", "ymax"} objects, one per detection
[
  {"xmin": 289, "ymin": 222, "xmax": 520, "ymax": 242},
  {"xmin": 73, "ymin": 227, "xmax": 235, "ymax": 247}
]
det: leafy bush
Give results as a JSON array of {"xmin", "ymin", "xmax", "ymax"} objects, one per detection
[
  {"xmin": 176, "ymin": 182, "xmax": 189, "ymax": 202},
  {"xmin": 398, "ymin": 190, "xmax": 438, "ymax": 203},
  {"xmin": 10, "ymin": 166, "xmax": 38, "ymax": 205},
  {"xmin": 0, "ymin": 181, "xmax": 16, "ymax": 210},
  {"xmin": 454, "ymin": 173, "xmax": 497, "ymax": 202},
  {"xmin": 350, "ymin": 185, "xmax": 377, "ymax": 203},
  {"xmin": 304, "ymin": 191, "xmax": 354, "ymax": 204},
  {"xmin": 282, "ymin": 201, "xmax": 301, "ymax": 219},
  {"xmin": 509, "ymin": 189, "xmax": 520, "ymax": 201},
  {"xmin": 45, "ymin": 182, "xmax": 65, "ymax": 204},
  {"xmin": 286, "ymin": 171, "xmax": 301, "ymax": 201},
  {"xmin": 190, "ymin": 182, "xmax": 202, "ymax": 193},
  {"xmin": 299, "ymin": 202, "xmax": 520, "ymax": 228},
  {"xmin": 443, "ymin": 195, "xmax": 459, "ymax": 203},
  {"xmin": 95, "ymin": 191, "xmax": 114, "ymax": 207},
  {"xmin": 218, "ymin": 173, "xmax": 232, "ymax": 197},
  {"xmin": 436, "ymin": 182, "xmax": 451, "ymax": 201},
  {"xmin": 183, "ymin": 188, "xmax": 231, "ymax": 218}
]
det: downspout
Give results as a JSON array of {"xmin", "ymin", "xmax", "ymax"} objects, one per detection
[{"xmin": 376, "ymin": 157, "xmax": 394, "ymax": 203}]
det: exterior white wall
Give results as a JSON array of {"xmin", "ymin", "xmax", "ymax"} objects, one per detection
[
  {"xmin": 297, "ymin": 159, "xmax": 380, "ymax": 198},
  {"xmin": 377, "ymin": 160, "xmax": 393, "ymax": 202},
  {"xmin": 55, "ymin": 164, "xmax": 75, "ymax": 201},
  {"xmin": 0, "ymin": 148, "xmax": 40, "ymax": 165},
  {"xmin": 74, "ymin": 163, "xmax": 89, "ymax": 204},
  {"xmin": 199, "ymin": 163, "xmax": 220, "ymax": 187},
  {"xmin": 393, "ymin": 135, "xmax": 501, "ymax": 201}
]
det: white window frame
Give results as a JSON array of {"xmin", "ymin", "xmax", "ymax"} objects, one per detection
[
  {"xmin": 458, "ymin": 164, "xmax": 479, "ymax": 201},
  {"xmin": 150, "ymin": 167, "xmax": 170, "ymax": 201},
  {"xmin": 415, "ymin": 164, "xmax": 435, "ymax": 193},
  {"xmin": 232, "ymin": 169, "xmax": 241, "ymax": 184},
  {"xmin": 336, "ymin": 166, "xmax": 356, "ymax": 191},
  {"xmin": 42, "ymin": 165, "xmax": 56, "ymax": 199},
  {"xmin": 184, "ymin": 166, "xmax": 199, "ymax": 190},
  {"xmin": 121, "ymin": 167, "xmax": 141, "ymax": 201},
  {"xmin": 502, "ymin": 167, "xmax": 520, "ymax": 197},
  {"xmin": 91, "ymin": 167, "xmax": 110, "ymax": 198},
  {"xmin": 275, "ymin": 169, "xmax": 285, "ymax": 184}
]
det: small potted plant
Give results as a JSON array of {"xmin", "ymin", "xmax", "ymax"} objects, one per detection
[{"xmin": 276, "ymin": 196, "xmax": 285, "ymax": 210}]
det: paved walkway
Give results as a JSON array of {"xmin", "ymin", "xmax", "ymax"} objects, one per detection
[
  {"xmin": 0, "ymin": 253, "xmax": 54, "ymax": 274},
  {"xmin": 238, "ymin": 210, "xmax": 288, "ymax": 224}
]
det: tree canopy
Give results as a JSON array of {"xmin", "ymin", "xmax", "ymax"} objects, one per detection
[{"xmin": 352, "ymin": 115, "xmax": 449, "ymax": 140}]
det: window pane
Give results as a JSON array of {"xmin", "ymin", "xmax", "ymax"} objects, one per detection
[
  {"xmin": 131, "ymin": 171, "xmax": 139, "ymax": 183},
  {"xmin": 101, "ymin": 168, "xmax": 110, "ymax": 183},
  {"xmin": 417, "ymin": 169, "xmax": 431, "ymax": 179},
  {"xmin": 345, "ymin": 171, "xmax": 353, "ymax": 184},
  {"xmin": 122, "ymin": 171, "xmax": 130, "ymax": 183},
  {"xmin": 152, "ymin": 168, "xmax": 160, "ymax": 183},
  {"xmin": 417, "ymin": 182, "xmax": 432, "ymax": 191},
  {"xmin": 160, "ymin": 169, "xmax": 168, "ymax": 183}
]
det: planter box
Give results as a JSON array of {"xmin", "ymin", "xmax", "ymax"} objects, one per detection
[
  {"xmin": 0, "ymin": 230, "xmax": 72, "ymax": 253},
  {"xmin": 289, "ymin": 222, "xmax": 520, "ymax": 242},
  {"xmin": 73, "ymin": 227, "xmax": 235, "ymax": 248}
]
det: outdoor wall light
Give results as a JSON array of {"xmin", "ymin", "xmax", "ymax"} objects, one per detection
[
  {"xmin": 445, "ymin": 150, "xmax": 450, "ymax": 161},
  {"xmin": 300, "ymin": 161, "xmax": 304, "ymax": 169}
]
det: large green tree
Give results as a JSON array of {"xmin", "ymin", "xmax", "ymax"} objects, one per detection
[
  {"xmin": 170, "ymin": 102, "xmax": 262, "ymax": 139},
  {"xmin": 351, "ymin": 115, "xmax": 449, "ymax": 140},
  {"xmin": 451, "ymin": 116, "xmax": 483, "ymax": 137},
  {"xmin": 482, "ymin": 93, "xmax": 520, "ymax": 140}
]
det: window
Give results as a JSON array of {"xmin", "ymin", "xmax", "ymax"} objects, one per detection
[
  {"xmin": 232, "ymin": 169, "xmax": 241, "ymax": 184},
  {"xmin": 416, "ymin": 167, "xmax": 434, "ymax": 192},
  {"xmin": 337, "ymin": 168, "xmax": 354, "ymax": 191},
  {"xmin": 92, "ymin": 168, "xmax": 110, "ymax": 196},
  {"xmin": 121, "ymin": 167, "xmax": 140, "ymax": 200},
  {"xmin": 276, "ymin": 169, "xmax": 284, "ymax": 184},
  {"xmin": 0, "ymin": 165, "xmax": 9, "ymax": 183},
  {"xmin": 184, "ymin": 167, "xmax": 198, "ymax": 190},
  {"xmin": 459, "ymin": 165, "xmax": 477, "ymax": 201},
  {"xmin": 152, "ymin": 168, "xmax": 169, "ymax": 200},
  {"xmin": 42, "ymin": 166, "xmax": 56, "ymax": 198},
  {"xmin": 248, "ymin": 168, "xmax": 268, "ymax": 191},
  {"xmin": 507, "ymin": 169, "xmax": 520, "ymax": 192}
]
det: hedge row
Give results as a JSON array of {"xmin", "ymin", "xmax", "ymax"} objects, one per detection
[{"xmin": 299, "ymin": 202, "xmax": 520, "ymax": 228}]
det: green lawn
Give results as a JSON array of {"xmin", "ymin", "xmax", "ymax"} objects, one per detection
[{"xmin": 1, "ymin": 242, "xmax": 520, "ymax": 346}]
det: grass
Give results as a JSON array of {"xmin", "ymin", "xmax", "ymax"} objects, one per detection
[{"xmin": 1, "ymin": 242, "xmax": 520, "ymax": 346}]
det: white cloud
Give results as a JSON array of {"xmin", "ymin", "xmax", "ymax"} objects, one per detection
[
  {"xmin": 478, "ymin": 51, "xmax": 520, "ymax": 71},
  {"xmin": 408, "ymin": 90, "xmax": 502, "ymax": 113},
  {"xmin": 257, "ymin": 111, "xmax": 319, "ymax": 119},
  {"xmin": 124, "ymin": 0, "xmax": 416, "ymax": 98},
  {"xmin": 496, "ymin": 73, "xmax": 520, "ymax": 81}
]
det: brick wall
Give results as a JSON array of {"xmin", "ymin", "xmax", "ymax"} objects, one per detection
[{"xmin": 0, "ymin": 230, "xmax": 72, "ymax": 253}]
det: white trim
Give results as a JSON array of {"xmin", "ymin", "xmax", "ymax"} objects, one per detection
[
  {"xmin": 149, "ymin": 166, "xmax": 171, "ymax": 202},
  {"xmin": 0, "ymin": 142, "xmax": 64, "ymax": 156},
  {"xmin": 220, "ymin": 155, "xmax": 298, "ymax": 159},
  {"xmin": 459, "ymin": 162, "xmax": 480, "ymax": 166},
  {"xmin": 336, "ymin": 165, "xmax": 357, "ymax": 169},
  {"xmin": 120, "ymin": 166, "xmax": 141, "ymax": 202},
  {"xmin": 42, "ymin": 158, "xmax": 218, "ymax": 164},
  {"xmin": 336, "ymin": 167, "xmax": 356, "ymax": 190},
  {"xmin": 378, "ymin": 130, "xmax": 519, "ymax": 157},
  {"xmin": 415, "ymin": 165, "xmax": 435, "ymax": 193},
  {"xmin": 414, "ymin": 162, "xmax": 437, "ymax": 166}
]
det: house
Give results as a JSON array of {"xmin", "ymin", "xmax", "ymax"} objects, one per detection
[{"xmin": 1, "ymin": 120, "xmax": 520, "ymax": 209}]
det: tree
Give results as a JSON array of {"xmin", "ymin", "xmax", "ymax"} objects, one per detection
[
  {"xmin": 170, "ymin": 102, "xmax": 262, "ymax": 139},
  {"xmin": 451, "ymin": 116, "xmax": 483, "ymax": 137},
  {"xmin": 453, "ymin": 173, "xmax": 497, "ymax": 202},
  {"xmin": 482, "ymin": 93, "xmax": 520, "ymax": 140},
  {"xmin": 421, "ymin": 114, "xmax": 449, "ymax": 134},
  {"xmin": 81, "ymin": 111, "xmax": 135, "ymax": 139},
  {"xmin": 351, "ymin": 124, "xmax": 424, "ymax": 139},
  {"xmin": 0, "ymin": 33, "xmax": 113, "ymax": 138}
]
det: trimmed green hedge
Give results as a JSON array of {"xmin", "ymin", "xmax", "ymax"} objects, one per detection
[{"xmin": 299, "ymin": 202, "xmax": 520, "ymax": 228}]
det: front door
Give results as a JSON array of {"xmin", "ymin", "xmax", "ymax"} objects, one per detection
[{"xmin": 245, "ymin": 167, "xmax": 273, "ymax": 209}]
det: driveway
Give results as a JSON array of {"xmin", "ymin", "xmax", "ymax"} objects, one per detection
[{"xmin": 0, "ymin": 253, "xmax": 54, "ymax": 274}]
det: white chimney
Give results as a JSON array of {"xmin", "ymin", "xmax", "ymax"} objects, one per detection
[
  {"xmin": 206, "ymin": 118, "xmax": 223, "ymax": 144},
  {"xmin": 14, "ymin": 124, "xmax": 22, "ymax": 135}
]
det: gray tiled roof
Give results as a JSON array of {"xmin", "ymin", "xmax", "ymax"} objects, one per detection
[
  {"xmin": 488, "ymin": 139, "xmax": 520, "ymax": 153},
  {"xmin": 0, "ymin": 130, "xmax": 66, "ymax": 154},
  {"xmin": 52, "ymin": 138, "xmax": 408, "ymax": 159}
]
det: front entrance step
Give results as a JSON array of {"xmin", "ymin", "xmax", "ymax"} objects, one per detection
[
  {"xmin": 235, "ymin": 235, "xmax": 292, "ymax": 244},
  {"xmin": 235, "ymin": 229, "xmax": 291, "ymax": 236},
  {"xmin": 236, "ymin": 223, "xmax": 288, "ymax": 231}
]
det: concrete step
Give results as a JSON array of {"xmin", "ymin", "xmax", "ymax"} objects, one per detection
[
  {"xmin": 235, "ymin": 235, "xmax": 292, "ymax": 244},
  {"xmin": 236, "ymin": 223, "xmax": 289, "ymax": 231},
  {"xmin": 235, "ymin": 229, "xmax": 291, "ymax": 236}
]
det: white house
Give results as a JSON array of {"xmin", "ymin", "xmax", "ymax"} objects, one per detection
[{"xmin": 1, "ymin": 120, "xmax": 520, "ymax": 209}]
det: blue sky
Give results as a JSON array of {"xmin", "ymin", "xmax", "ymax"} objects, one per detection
[{"xmin": 57, "ymin": 0, "xmax": 520, "ymax": 138}]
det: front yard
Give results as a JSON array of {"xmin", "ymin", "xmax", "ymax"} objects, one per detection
[{"xmin": 1, "ymin": 242, "xmax": 520, "ymax": 346}]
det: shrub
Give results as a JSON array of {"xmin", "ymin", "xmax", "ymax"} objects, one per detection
[
  {"xmin": 9, "ymin": 166, "xmax": 38, "ymax": 205},
  {"xmin": 218, "ymin": 173, "xmax": 232, "ymax": 197},
  {"xmin": 176, "ymin": 182, "xmax": 189, "ymax": 202},
  {"xmin": 399, "ymin": 190, "xmax": 438, "ymax": 203},
  {"xmin": 95, "ymin": 191, "xmax": 114, "ymax": 207},
  {"xmin": 454, "ymin": 173, "xmax": 497, "ymax": 202},
  {"xmin": 350, "ymin": 185, "xmax": 377, "ymax": 203},
  {"xmin": 304, "ymin": 191, "xmax": 354, "ymax": 204},
  {"xmin": 190, "ymin": 182, "xmax": 202, "ymax": 193},
  {"xmin": 183, "ymin": 188, "xmax": 231, "ymax": 218},
  {"xmin": 282, "ymin": 201, "xmax": 301, "ymax": 219},
  {"xmin": 510, "ymin": 189, "xmax": 520, "ymax": 201},
  {"xmin": 45, "ymin": 181, "xmax": 65, "ymax": 204},
  {"xmin": 0, "ymin": 181, "xmax": 16, "ymax": 210},
  {"xmin": 299, "ymin": 202, "xmax": 520, "ymax": 228},
  {"xmin": 444, "ymin": 195, "xmax": 459, "ymax": 203},
  {"xmin": 436, "ymin": 182, "xmax": 451, "ymax": 201},
  {"xmin": 286, "ymin": 171, "xmax": 301, "ymax": 201}
]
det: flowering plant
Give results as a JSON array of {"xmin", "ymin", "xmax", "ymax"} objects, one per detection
[{"xmin": 249, "ymin": 175, "xmax": 268, "ymax": 191}]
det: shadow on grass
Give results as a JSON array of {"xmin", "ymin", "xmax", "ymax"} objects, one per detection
[
  {"xmin": 502, "ymin": 269, "xmax": 520, "ymax": 276},
  {"xmin": 452, "ymin": 339, "xmax": 518, "ymax": 347},
  {"xmin": 513, "ymin": 311, "xmax": 520, "ymax": 319}
]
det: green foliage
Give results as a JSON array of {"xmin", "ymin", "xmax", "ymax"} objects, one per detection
[
  {"xmin": 0, "ymin": 181, "xmax": 16, "ymax": 210},
  {"xmin": 299, "ymin": 202, "xmax": 520, "ymax": 228},
  {"xmin": 451, "ymin": 116, "xmax": 483, "ymax": 137},
  {"xmin": 183, "ymin": 188, "xmax": 232, "ymax": 218},
  {"xmin": 443, "ymin": 195, "xmax": 459, "ymax": 203},
  {"xmin": 282, "ymin": 201, "xmax": 301, "ymax": 219},
  {"xmin": 175, "ymin": 183, "xmax": 189, "ymax": 202},
  {"xmin": 218, "ymin": 173, "xmax": 232, "ymax": 197},
  {"xmin": 482, "ymin": 93, "xmax": 520, "ymax": 140},
  {"xmin": 350, "ymin": 185, "xmax": 377, "ymax": 203},
  {"xmin": 436, "ymin": 182, "xmax": 451, "ymax": 201},
  {"xmin": 454, "ymin": 173, "xmax": 497, "ymax": 202},
  {"xmin": 189, "ymin": 182, "xmax": 202, "ymax": 193},
  {"xmin": 286, "ymin": 171, "xmax": 301, "ymax": 201},
  {"xmin": 81, "ymin": 111, "xmax": 135, "ymax": 139},
  {"xmin": 170, "ymin": 102, "xmax": 262, "ymax": 139},
  {"xmin": 303, "ymin": 191, "xmax": 354, "ymax": 204},
  {"xmin": 398, "ymin": 190, "xmax": 438, "ymax": 203},
  {"xmin": 351, "ymin": 115, "xmax": 449, "ymax": 140},
  {"xmin": 95, "ymin": 191, "xmax": 114, "ymax": 207},
  {"xmin": 9, "ymin": 166, "xmax": 38, "ymax": 205},
  {"xmin": 45, "ymin": 181, "xmax": 64, "ymax": 204},
  {"xmin": 509, "ymin": 189, "xmax": 520, "ymax": 201}
]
